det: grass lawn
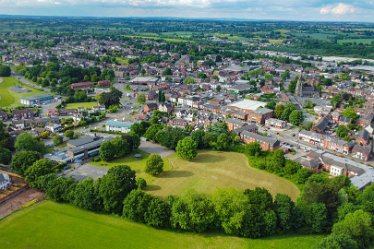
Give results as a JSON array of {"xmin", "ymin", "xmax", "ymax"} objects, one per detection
[
  {"xmin": 90, "ymin": 150, "xmax": 171, "ymax": 182},
  {"xmin": 0, "ymin": 201, "xmax": 324, "ymax": 249},
  {"xmin": 0, "ymin": 77, "xmax": 49, "ymax": 107},
  {"xmin": 148, "ymin": 151, "xmax": 300, "ymax": 200},
  {"xmin": 65, "ymin": 102, "xmax": 98, "ymax": 109},
  {"xmin": 91, "ymin": 151, "xmax": 299, "ymax": 200}
]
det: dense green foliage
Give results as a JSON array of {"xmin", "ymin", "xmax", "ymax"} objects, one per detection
[{"xmin": 145, "ymin": 154, "xmax": 164, "ymax": 176}]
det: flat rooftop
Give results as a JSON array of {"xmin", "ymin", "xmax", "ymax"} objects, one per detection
[{"xmin": 228, "ymin": 99, "xmax": 267, "ymax": 111}]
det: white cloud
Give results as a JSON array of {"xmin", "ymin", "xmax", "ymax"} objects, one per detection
[{"xmin": 320, "ymin": 3, "xmax": 356, "ymax": 15}]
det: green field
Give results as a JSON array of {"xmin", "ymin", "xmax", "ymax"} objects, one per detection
[
  {"xmin": 0, "ymin": 77, "xmax": 48, "ymax": 107},
  {"xmin": 337, "ymin": 39, "xmax": 374, "ymax": 45},
  {"xmin": 93, "ymin": 150, "xmax": 300, "ymax": 200},
  {"xmin": 0, "ymin": 201, "xmax": 324, "ymax": 249},
  {"xmin": 91, "ymin": 150, "xmax": 170, "ymax": 182},
  {"xmin": 65, "ymin": 102, "xmax": 97, "ymax": 109}
]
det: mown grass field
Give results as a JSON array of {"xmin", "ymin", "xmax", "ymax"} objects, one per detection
[
  {"xmin": 0, "ymin": 77, "xmax": 48, "ymax": 107},
  {"xmin": 65, "ymin": 102, "xmax": 97, "ymax": 109},
  {"xmin": 149, "ymin": 151, "xmax": 300, "ymax": 199},
  {"xmin": 91, "ymin": 150, "xmax": 171, "ymax": 182},
  {"xmin": 92, "ymin": 150, "xmax": 300, "ymax": 200},
  {"xmin": 0, "ymin": 201, "xmax": 324, "ymax": 249}
]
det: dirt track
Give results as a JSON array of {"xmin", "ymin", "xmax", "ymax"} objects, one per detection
[{"xmin": 0, "ymin": 188, "xmax": 44, "ymax": 219}]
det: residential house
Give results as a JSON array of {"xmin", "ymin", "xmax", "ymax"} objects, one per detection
[
  {"xmin": 357, "ymin": 129, "xmax": 370, "ymax": 146},
  {"xmin": 265, "ymin": 118, "xmax": 287, "ymax": 129},
  {"xmin": 240, "ymin": 131, "xmax": 280, "ymax": 151},
  {"xmin": 158, "ymin": 103, "xmax": 173, "ymax": 114},
  {"xmin": 12, "ymin": 109, "xmax": 36, "ymax": 120},
  {"xmin": 143, "ymin": 103, "xmax": 158, "ymax": 113},
  {"xmin": 312, "ymin": 117, "xmax": 329, "ymax": 133},
  {"xmin": 352, "ymin": 144, "xmax": 372, "ymax": 161}
]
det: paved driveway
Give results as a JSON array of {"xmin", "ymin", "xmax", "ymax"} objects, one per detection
[
  {"xmin": 139, "ymin": 141, "xmax": 174, "ymax": 158},
  {"xmin": 65, "ymin": 164, "xmax": 108, "ymax": 181}
]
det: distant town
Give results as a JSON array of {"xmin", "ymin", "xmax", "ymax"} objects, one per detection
[{"xmin": 0, "ymin": 17, "xmax": 374, "ymax": 249}]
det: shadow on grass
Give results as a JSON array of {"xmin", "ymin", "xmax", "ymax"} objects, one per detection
[
  {"xmin": 146, "ymin": 185, "xmax": 161, "ymax": 191},
  {"xmin": 158, "ymin": 170, "xmax": 193, "ymax": 178}
]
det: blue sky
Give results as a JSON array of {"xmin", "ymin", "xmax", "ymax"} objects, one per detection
[{"xmin": 0, "ymin": 0, "xmax": 373, "ymax": 22}]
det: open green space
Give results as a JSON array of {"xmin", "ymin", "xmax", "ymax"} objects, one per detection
[
  {"xmin": 91, "ymin": 150, "xmax": 168, "ymax": 182},
  {"xmin": 0, "ymin": 77, "xmax": 49, "ymax": 107},
  {"xmin": 149, "ymin": 151, "xmax": 300, "ymax": 199},
  {"xmin": 0, "ymin": 201, "xmax": 324, "ymax": 249},
  {"xmin": 92, "ymin": 150, "xmax": 299, "ymax": 200},
  {"xmin": 65, "ymin": 102, "xmax": 97, "ymax": 109}
]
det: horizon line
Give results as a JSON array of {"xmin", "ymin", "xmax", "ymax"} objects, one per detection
[{"xmin": 0, "ymin": 13, "xmax": 373, "ymax": 24}]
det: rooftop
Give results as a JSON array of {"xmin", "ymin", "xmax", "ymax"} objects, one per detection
[
  {"xmin": 228, "ymin": 99, "xmax": 267, "ymax": 111},
  {"xmin": 106, "ymin": 120, "xmax": 133, "ymax": 128}
]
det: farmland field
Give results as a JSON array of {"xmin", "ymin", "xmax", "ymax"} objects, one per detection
[
  {"xmin": 0, "ymin": 201, "xmax": 324, "ymax": 249},
  {"xmin": 0, "ymin": 77, "xmax": 48, "ymax": 107}
]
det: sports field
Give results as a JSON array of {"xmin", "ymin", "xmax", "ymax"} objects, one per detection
[
  {"xmin": 0, "ymin": 77, "xmax": 48, "ymax": 107},
  {"xmin": 65, "ymin": 102, "xmax": 97, "ymax": 109},
  {"xmin": 0, "ymin": 201, "xmax": 324, "ymax": 249}
]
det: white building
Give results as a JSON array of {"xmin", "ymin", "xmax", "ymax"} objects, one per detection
[{"xmin": 105, "ymin": 120, "xmax": 133, "ymax": 133}]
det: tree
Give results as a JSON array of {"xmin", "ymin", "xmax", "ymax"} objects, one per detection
[
  {"xmin": 274, "ymin": 194, "xmax": 297, "ymax": 231},
  {"xmin": 144, "ymin": 197, "xmax": 171, "ymax": 228},
  {"xmin": 176, "ymin": 137, "xmax": 198, "ymax": 161},
  {"xmin": 53, "ymin": 135, "xmax": 63, "ymax": 146},
  {"xmin": 265, "ymin": 101, "xmax": 276, "ymax": 110},
  {"xmin": 15, "ymin": 132, "xmax": 46, "ymax": 154},
  {"xmin": 0, "ymin": 65, "xmax": 11, "ymax": 77},
  {"xmin": 280, "ymin": 104, "xmax": 296, "ymax": 121},
  {"xmin": 213, "ymin": 189, "xmax": 247, "ymax": 236},
  {"xmin": 184, "ymin": 77, "xmax": 195, "ymax": 84},
  {"xmin": 332, "ymin": 210, "xmax": 374, "ymax": 249},
  {"xmin": 145, "ymin": 124, "xmax": 163, "ymax": 142},
  {"xmin": 98, "ymin": 88, "xmax": 122, "ymax": 108},
  {"xmin": 72, "ymin": 177, "xmax": 102, "ymax": 211},
  {"xmin": 162, "ymin": 67, "xmax": 172, "ymax": 76},
  {"xmin": 342, "ymin": 108, "xmax": 358, "ymax": 122},
  {"xmin": 123, "ymin": 190, "xmax": 152, "ymax": 223},
  {"xmin": 99, "ymin": 140, "xmax": 116, "ymax": 161},
  {"xmin": 11, "ymin": 151, "xmax": 41, "ymax": 174},
  {"xmin": 136, "ymin": 178, "xmax": 147, "ymax": 190},
  {"xmin": 289, "ymin": 110, "xmax": 304, "ymax": 126},
  {"xmin": 336, "ymin": 126, "xmax": 350, "ymax": 139},
  {"xmin": 136, "ymin": 93, "xmax": 146, "ymax": 105},
  {"xmin": 24, "ymin": 159, "xmax": 58, "ymax": 184},
  {"xmin": 358, "ymin": 182, "xmax": 374, "ymax": 213},
  {"xmin": 98, "ymin": 165, "xmax": 136, "ymax": 214},
  {"xmin": 64, "ymin": 130, "xmax": 75, "ymax": 139},
  {"xmin": 301, "ymin": 202, "xmax": 328, "ymax": 233},
  {"xmin": 171, "ymin": 193, "xmax": 217, "ymax": 233},
  {"xmin": 317, "ymin": 234, "xmax": 358, "ymax": 249},
  {"xmin": 146, "ymin": 154, "xmax": 164, "ymax": 176},
  {"xmin": 294, "ymin": 168, "xmax": 312, "ymax": 184},
  {"xmin": 0, "ymin": 147, "xmax": 11, "ymax": 165},
  {"xmin": 191, "ymin": 130, "xmax": 207, "ymax": 149},
  {"xmin": 46, "ymin": 177, "xmax": 76, "ymax": 203},
  {"xmin": 274, "ymin": 104, "xmax": 285, "ymax": 119}
]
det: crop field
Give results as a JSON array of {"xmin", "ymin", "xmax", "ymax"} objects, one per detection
[
  {"xmin": 0, "ymin": 77, "xmax": 48, "ymax": 107},
  {"xmin": 0, "ymin": 201, "xmax": 324, "ymax": 249}
]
